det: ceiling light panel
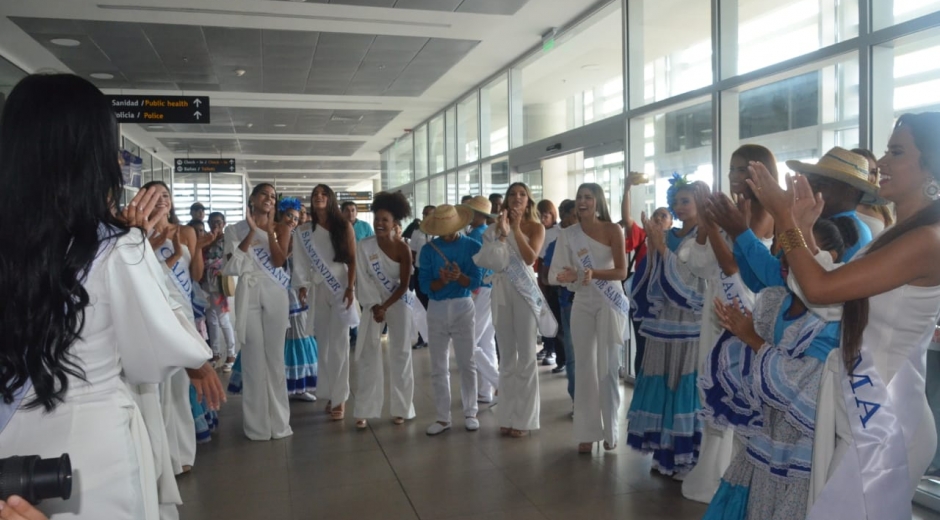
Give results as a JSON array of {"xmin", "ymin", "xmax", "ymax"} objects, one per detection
[{"xmin": 274, "ymin": 0, "xmax": 530, "ymax": 15}]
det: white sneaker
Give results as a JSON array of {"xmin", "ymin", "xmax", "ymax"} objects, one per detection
[
  {"xmin": 477, "ymin": 394, "xmax": 494, "ymax": 404},
  {"xmin": 426, "ymin": 422, "xmax": 451, "ymax": 436},
  {"xmin": 222, "ymin": 363, "xmax": 234, "ymax": 373},
  {"xmin": 465, "ymin": 417, "xmax": 480, "ymax": 431},
  {"xmin": 290, "ymin": 392, "xmax": 317, "ymax": 402}
]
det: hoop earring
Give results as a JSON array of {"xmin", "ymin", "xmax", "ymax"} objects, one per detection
[{"xmin": 925, "ymin": 179, "xmax": 940, "ymax": 201}]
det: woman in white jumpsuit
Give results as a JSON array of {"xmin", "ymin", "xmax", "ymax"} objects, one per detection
[
  {"xmin": 473, "ymin": 184, "xmax": 546, "ymax": 437},
  {"xmin": 142, "ymin": 180, "xmax": 204, "ymax": 474},
  {"xmin": 292, "ymin": 184, "xmax": 358, "ymax": 421},
  {"xmin": 747, "ymin": 112, "xmax": 940, "ymax": 519},
  {"xmin": 550, "ymin": 183, "xmax": 629, "ymax": 453},
  {"xmin": 223, "ymin": 183, "xmax": 294, "ymax": 441},
  {"xmin": 0, "ymin": 72, "xmax": 223, "ymax": 520},
  {"xmin": 354, "ymin": 192, "xmax": 420, "ymax": 428}
]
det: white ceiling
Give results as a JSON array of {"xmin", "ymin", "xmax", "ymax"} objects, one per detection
[{"xmin": 0, "ymin": 0, "xmax": 601, "ymax": 195}]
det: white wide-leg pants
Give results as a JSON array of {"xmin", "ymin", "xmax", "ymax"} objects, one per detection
[
  {"xmin": 161, "ymin": 368, "xmax": 195, "ymax": 473},
  {"xmin": 314, "ymin": 281, "xmax": 351, "ymax": 406},
  {"xmin": 473, "ymin": 286, "xmax": 499, "ymax": 399},
  {"xmin": 493, "ymin": 283, "xmax": 540, "ymax": 430},
  {"xmin": 240, "ymin": 279, "xmax": 292, "ymax": 441},
  {"xmin": 428, "ymin": 297, "xmax": 478, "ymax": 423},
  {"xmin": 570, "ymin": 295, "xmax": 622, "ymax": 446},
  {"xmin": 354, "ymin": 300, "xmax": 416, "ymax": 420}
]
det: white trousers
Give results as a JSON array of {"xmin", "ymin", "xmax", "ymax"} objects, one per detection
[
  {"xmin": 473, "ymin": 287, "xmax": 499, "ymax": 398},
  {"xmin": 354, "ymin": 300, "xmax": 416, "ymax": 420},
  {"xmin": 570, "ymin": 296, "xmax": 622, "ymax": 445},
  {"xmin": 428, "ymin": 297, "xmax": 478, "ymax": 423},
  {"xmin": 161, "ymin": 368, "xmax": 195, "ymax": 473},
  {"xmin": 493, "ymin": 282, "xmax": 540, "ymax": 430},
  {"xmin": 206, "ymin": 298, "xmax": 236, "ymax": 358},
  {"xmin": 314, "ymin": 281, "xmax": 351, "ymax": 406},
  {"xmin": 240, "ymin": 280, "xmax": 292, "ymax": 441}
]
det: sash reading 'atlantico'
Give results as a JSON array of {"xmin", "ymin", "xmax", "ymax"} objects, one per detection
[
  {"xmin": 567, "ymin": 226, "xmax": 631, "ymax": 341},
  {"xmin": 361, "ymin": 237, "xmax": 429, "ymax": 341},
  {"xmin": 247, "ymin": 240, "xmax": 291, "ymax": 291}
]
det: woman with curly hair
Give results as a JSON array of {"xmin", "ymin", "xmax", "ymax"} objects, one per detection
[
  {"xmin": 292, "ymin": 184, "xmax": 358, "ymax": 421},
  {"xmin": 353, "ymin": 191, "xmax": 423, "ymax": 428},
  {"xmin": 627, "ymin": 176, "xmax": 710, "ymax": 475},
  {"xmin": 223, "ymin": 182, "xmax": 294, "ymax": 441}
]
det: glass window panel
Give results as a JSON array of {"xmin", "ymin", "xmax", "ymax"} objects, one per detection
[
  {"xmin": 514, "ymin": 1, "xmax": 624, "ymax": 145},
  {"xmin": 381, "ymin": 148, "xmax": 391, "ymax": 191},
  {"xmin": 414, "ymin": 124, "xmax": 429, "ymax": 180},
  {"xmin": 209, "ymin": 173, "xmax": 246, "ymax": 223},
  {"xmin": 391, "ymin": 136, "xmax": 414, "ymax": 188},
  {"xmin": 874, "ymin": 0, "xmax": 940, "ymax": 29},
  {"xmin": 629, "ymin": 98, "xmax": 714, "ymax": 215},
  {"xmin": 415, "ymin": 179, "xmax": 430, "ymax": 211},
  {"xmin": 172, "ymin": 171, "xmax": 210, "ymax": 221},
  {"xmin": 446, "ymin": 107, "xmax": 457, "ymax": 170},
  {"xmin": 482, "ymin": 158, "xmax": 511, "ymax": 200},
  {"xmin": 457, "ymin": 93, "xmax": 480, "ymax": 165},
  {"xmin": 872, "ymin": 28, "xmax": 940, "ymax": 151},
  {"xmin": 511, "ymin": 168, "xmax": 544, "ymax": 201},
  {"xmin": 732, "ymin": 0, "xmax": 858, "ymax": 76},
  {"xmin": 481, "ymin": 74, "xmax": 509, "ymax": 158},
  {"xmin": 583, "ymin": 151, "xmax": 626, "ymax": 222},
  {"xmin": 629, "ymin": 0, "xmax": 711, "ymax": 106},
  {"xmin": 429, "ymin": 114, "xmax": 446, "ymax": 174},
  {"xmin": 723, "ymin": 54, "xmax": 859, "ymax": 193},
  {"xmin": 430, "ymin": 175, "xmax": 447, "ymax": 206},
  {"xmin": 458, "ymin": 166, "xmax": 481, "ymax": 200}
]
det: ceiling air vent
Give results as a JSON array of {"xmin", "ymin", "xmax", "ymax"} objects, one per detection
[{"xmin": 330, "ymin": 114, "xmax": 364, "ymax": 123}]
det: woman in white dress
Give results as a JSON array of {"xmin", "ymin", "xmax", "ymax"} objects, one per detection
[
  {"xmin": 550, "ymin": 183, "xmax": 629, "ymax": 453},
  {"xmin": 223, "ymin": 183, "xmax": 294, "ymax": 441},
  {"xmin": 141, "ymin": 180, "xmax": 204, "ymax": 474},
  {"xmin": 354, "ymin": 192, "xmax": 419, "ymax": 428},
  {"xmin": 475, "ymin": 183, "xmax": 546, "ymax": 437},
  {"xmin": 0, "ymin": 73, "xmax": 222, "ymax": 520},
  {"xmin": 292, "ymin": 184, "xmax": 358, "ymax": 421},
  {"xmin": 746, "ymin": 112, "xmax": 940, "ymax": 519}
]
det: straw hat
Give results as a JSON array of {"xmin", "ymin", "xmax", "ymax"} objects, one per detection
[
  {"xmin": 420, "ymin": 204, "xmax": 473, "ymax": 236},
  {"xmin": 459, "ymin": 196, "xmax": 496, "ymax": 218},
  {"xmin": 786, "ymin": 147, "xmax": 881, "ymax": 196}
]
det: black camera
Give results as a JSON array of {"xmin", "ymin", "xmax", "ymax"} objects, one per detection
[{"xmin": 0, "ymin": 454, "xmax": 72, "ymax": 504}]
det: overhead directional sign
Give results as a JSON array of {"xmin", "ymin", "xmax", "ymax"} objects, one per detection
[
  {"xmin": 175, "ymin": 158, "xmax": 236, "ymax": 174},
  {"xmin": 107, "ymin": 95, "xmax": 210, "ymax": 124},
  {"xmin": 336, "ymin": 191, "xmax": 373, "ymax": 201}
]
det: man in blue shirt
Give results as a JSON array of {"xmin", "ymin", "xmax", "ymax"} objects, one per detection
[
  {"xmin": 419, "ymin": 205, "xmax": 484, "ymax": 435},
  {"xmin": 460, "ymin": 196, "xmax": 499, "ymax": 405},
  {"xmin": 342, "ymin": 201, "xmax": 374, "ymax": 242}
]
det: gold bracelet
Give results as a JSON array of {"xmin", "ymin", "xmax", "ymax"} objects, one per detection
[{"xmin": 776, "ymin": 227, "xmax": 807, "ymax": 254}]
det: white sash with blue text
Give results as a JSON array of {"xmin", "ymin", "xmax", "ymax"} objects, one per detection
[
  {"xmin": 158, "ymin": 241, "xmax": 195, "ymax": 299},
  {"xmin": 299, "ymin": 227, "xmax": 359, "ymax": 327},
  {"xmin": 248, "ymin": 242, "xmax": 291, "ymax": 291},
  {"xmin": 361, "ymin": 238, "xmax": 428, "ymax": 341},
  {"xmin": 505, "ymin": 240, "xmax": 558, "ymax": 337},
  {"xmin": 807, "ymin": 345, "xmax": 923, "ymax": 520},
  {"xmin": 567, "ymin": 226, "xmax": 631, "ymax": 341}
]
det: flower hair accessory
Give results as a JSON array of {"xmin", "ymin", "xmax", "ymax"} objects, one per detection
[
  {"xmin": 277, "ymin": 197, "xmax": 303, "ymax": 214},
  {"xmin": 666, "ymin": 172, "xmax": 690, "ymax": 218}
]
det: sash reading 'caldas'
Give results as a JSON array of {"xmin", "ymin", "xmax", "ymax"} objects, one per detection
[
  {"xmin": 299, "ymin": 227, "xmax": 359, "ymax": 327},
  {"xmin": 807, "ymin": 343, "xmax": 923, "ymax": 520},
  {"xmin": 361, "ymin": 237, "xmax": 429, "ymax": 341},
  {"xmin": 158, "ymin": 242, "xmax": 196, "ymax": 298},
  {"xmin": 503, "ymin": 237, "xmax": 558, "ymax": 337},
  {"xmin": 567, "ymin": 226, "xmax": 631, "ymax": 341}
]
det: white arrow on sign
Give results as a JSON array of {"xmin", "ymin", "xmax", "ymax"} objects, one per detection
[
  {"xmin": 194, "ymin": 111, "xmax": 202, "ymax": 120},
  {"xmin": 194, "ymin": 98, "xmax": 202, "ymax": 107}
]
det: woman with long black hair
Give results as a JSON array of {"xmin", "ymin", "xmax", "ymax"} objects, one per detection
[
  {"xmin": 746, "ymin": 112, "xmax": 940, "ymax": 519},
  {"xmin": 0, "ymin": 74, "xmax": 223, "ymax": 519},
  {"xmin": 292, "ymin": 184, "xmax": 358, "ymax": 421},
  {"xmin": 223, "ymin": 182, "xmax": 294, "ymax": 441}
]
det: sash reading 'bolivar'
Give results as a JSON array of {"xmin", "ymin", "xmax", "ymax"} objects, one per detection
[
  {"xmin": 567, "ymin": 226, "xmax": 631, "ymax": 341},
  {"xmin": 361, "ymin": 238, "xmax": 429, "ymax": 341}
]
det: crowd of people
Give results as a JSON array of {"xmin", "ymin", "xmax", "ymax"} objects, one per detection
[{"xmin": 3, "ymin": 73, "xmax": 940, "ymax": 520}]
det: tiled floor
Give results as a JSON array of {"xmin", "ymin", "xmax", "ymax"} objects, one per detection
[{"xmin": 177, "ymin": 345, "xmax": 940, "ymax": 520}]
